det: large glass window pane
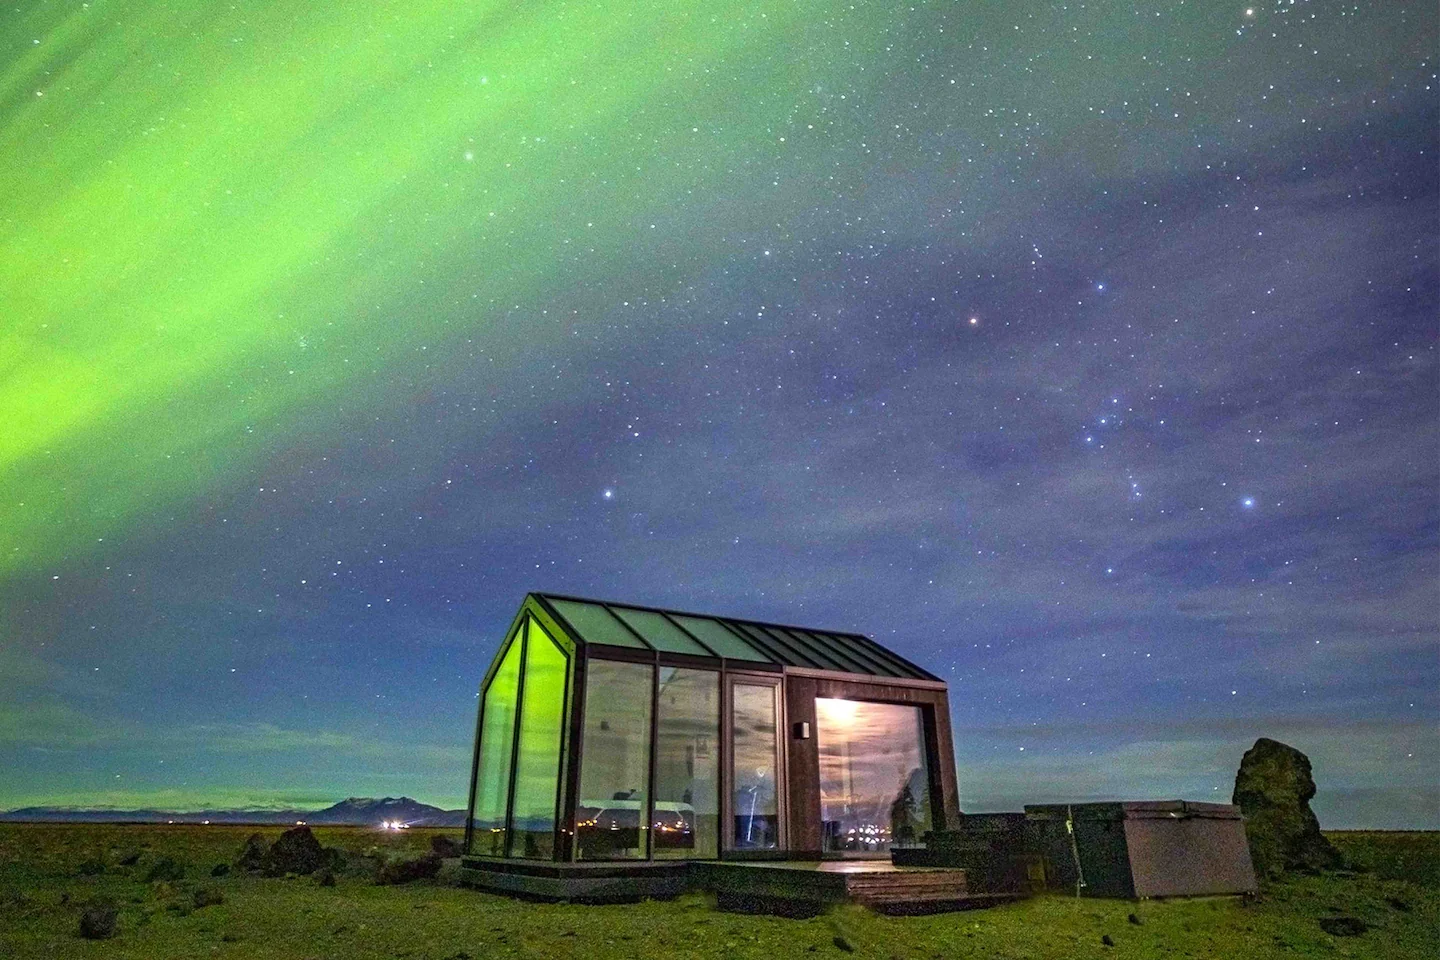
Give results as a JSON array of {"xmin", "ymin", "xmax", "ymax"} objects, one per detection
[
  {"xmin": 509, "ymin": 620, "xmax": 568, "ymax": 858},
  {"xmin": 610, "ymin": 606, "xmax": 711, "ymax": 657},
  {"xmin": 470, "ymin": 637, "xmax": 521, "ymax": 857},
  {"xmin": 730, "ymin": 682, "xmax": 780, "ymax": 850},
  {"xmin": 815, "ymin": 698, "xmax": 932, "ymax": 854},
  {"xmin": 672, "ymin": 615, "xmax": 772, "ymax": 662},
  {"xmin": 653, "ymin": 669, "xmax": 719, "ymax": 859},
  {"xmin": 576, "ymin": 660, "xmax": 653, "ymax": 859},
  {"xmin": 548, "ymin": 598, "xmax": 647, "ymax": 648}
]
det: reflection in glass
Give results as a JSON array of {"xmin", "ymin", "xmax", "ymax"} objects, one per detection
[
  {"xmin": 731, "ymin": 682, "xmax": 780, "ymax": 850},
  {"xmin": 470, "ymin": 636, "xmax": 521, "ymax": 857},
  {"xmin": 653, "ymin": 669, "xmax": 719, "ymax": 859},
  {"xmin": 509, "ymin": 620, "xmax": 568, "ymax": 858},
  {"xmin": 576, "ymin": 660, "xmax": 653, "ymax": 859},
  {"xmin": 815, "ymin": 698, "xmax": 931, "ymax": 853}
]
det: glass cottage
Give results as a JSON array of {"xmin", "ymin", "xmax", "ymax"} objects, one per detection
[{"xmin": 463, "ymin": 593, "xmax": 960, "ymax": 874}]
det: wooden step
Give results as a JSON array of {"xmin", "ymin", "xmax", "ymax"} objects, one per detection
[{"xmin": 846, "ymin": 868, "xmax": 968, "ymax": 905}]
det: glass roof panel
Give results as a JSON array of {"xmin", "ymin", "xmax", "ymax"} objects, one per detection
[
  {"xmin": 669, "ymin": 615, "xmax": 772, "ymax": 662},
  {"xmin": 527, "ymin": 594, "xmax": 935, "ymax": 679},
  {"xmin": 730, "ymin": 622, "xmax": 817, "ymax": 667},
  {"xmin": 834, "ymin": 631, "xmax": 931, "ymax": 679},
  {"xmin": 774, "ymin": 627, "xmax": 868, "ymax": 673},
  {"xmin": 800, "ymin": 630, "xmax": 901, "ymax": 677},
  {"xmin": 546, "ymin": 598, "xmax": 647, "ymax": 648},
  {"xmin": 609, "ymin": 606, "xmax": 711, "ymax": 657}
]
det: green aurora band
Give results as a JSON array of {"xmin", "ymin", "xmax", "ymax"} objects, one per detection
[{"xmin": 2, "ymin": 0, "xmax": 891, "ymax": 576}]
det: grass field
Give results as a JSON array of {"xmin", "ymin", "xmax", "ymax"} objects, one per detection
[{"xmin": 1, "ymin": 824, "xmax": 1435, "ymax": 959}]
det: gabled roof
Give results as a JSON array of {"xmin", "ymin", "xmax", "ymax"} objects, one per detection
[{"xmin": 530, "ymin": 592, "xmax": 940, "ymax": 682}]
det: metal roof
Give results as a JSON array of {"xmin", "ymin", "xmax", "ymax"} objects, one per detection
[{"xmin": 530, "ymin": 592, "xmax": 940, "ymax": 682}]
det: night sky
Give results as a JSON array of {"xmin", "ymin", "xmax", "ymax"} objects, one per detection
[{"xmin": 3, "ymin": 2, "xmax": 1435, "ymax": 828}]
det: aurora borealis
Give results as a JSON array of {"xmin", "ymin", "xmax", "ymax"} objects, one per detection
[{"xmin": 3, "ymin": 2, "xmax": 1436, "ymax": 825}]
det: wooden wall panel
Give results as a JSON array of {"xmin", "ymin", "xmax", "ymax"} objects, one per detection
[{"xmin": 784, "ymin": 676, "xmax": 822, "ymax": 856}]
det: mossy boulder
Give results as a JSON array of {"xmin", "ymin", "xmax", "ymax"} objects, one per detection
[
  {"xmin": 430, "ymin": 834, "xmax": 462, "ymax": 858},
  {"xmin": 235, "ymin": 833, "xmax": 268, "ymax": 871},
  {"xmin": 260, "ymin": 826, "xmax": 326, "ymax": 876},
  {"xmin": 376, "ymin": 852, "xmax": 442, "ymax": 885},
  {"xmin": 144, "ymin": 856, "xmax": 186, "ymax": 883},
  {"xmin": 192, "ymin": 886, "xmax": 225, "ymax": 909},
  {"xmin": 78, "ymin": 902, "xmax": 118, "ymax": 939}
]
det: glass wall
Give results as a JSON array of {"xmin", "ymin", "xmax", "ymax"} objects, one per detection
[
  {"xmin": 575, "ymin": 659, "xmax": 654, "ymax": 859},
  {"xmin": 730, "ymin": 681, "xmax": 780, "ymax": 850},
  {"xmin": 815, "ymin": 698, "xmax": 932, "ymax": 853},
  {"xmin": 652, "ymin": 668, "xmax": 719, "ymax": 859},
  {"xmin": 470, "ymin": 637, "xmax": 521, "ymax": 857},
  {"xmin": 509, "ymin": 620, "xmax": 569, "ymax": 858}
]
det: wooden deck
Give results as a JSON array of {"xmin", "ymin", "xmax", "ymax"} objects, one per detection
[
  {"xmin": 460, "ymin": 855, "xmax": 1020, "ymax": 913},
  {"xmin": 698, "ymin": 860, "xmax": 999, "ymax": 914}
]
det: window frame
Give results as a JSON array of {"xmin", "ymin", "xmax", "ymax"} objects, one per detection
[
  {"xmin": 721, "ymin": 670, "xmax": 788, "ymax": 856},
  {"xmin": 465, "ymin": 619, "xmax": 525, "ymax": 857},
  {"xmin": 811, "ymin": 695, "xmax": 935, "ymax": 856}
]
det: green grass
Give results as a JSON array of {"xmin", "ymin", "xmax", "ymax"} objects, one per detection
[
  {"xmin": 1, "ymin": 825, "xmax": 1436, "ymax": 959},
  {"xmin": 1330, "ymin": 831, "xmax": 1440, "ymax": 887}
]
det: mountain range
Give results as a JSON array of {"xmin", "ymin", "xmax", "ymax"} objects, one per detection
[{"xmin": 0, "ymin": 796, "xmax": 465, "ymax": 827}]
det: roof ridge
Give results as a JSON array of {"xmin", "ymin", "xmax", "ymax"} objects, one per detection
[
  {"xmin": 533, "ymin": 590, "xmax": 870, "ymax": 640},
  {"xmin": 530, "ymin": 591, "xmax": 940, "ymax": 682}
]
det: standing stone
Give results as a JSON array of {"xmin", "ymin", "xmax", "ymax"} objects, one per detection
[{"xmin": 1232, "ymin": 737, "xmax": 1343, "ymax": 877}]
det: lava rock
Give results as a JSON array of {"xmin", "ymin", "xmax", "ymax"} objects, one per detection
[
  {"xmin": 1101, "ymin": 934, "xmax": 1116, "ymax": 947},
  {"xmin": 430, "ymin": 834, "xmax": 462, "ymax": 858},
  {"xmin": 78, "ymin": 903, "xmax": 118, "ymax": 940},
  {"xmin": 315, "ymin": 867, "xmax": 337, "ymax": 887},
  {"xmin": 1318, "ymin": 916, "xmax": 1368, "ymax": 937},
  {"xmin": 192, "ymin": 887, "xmax": 225, "ymax": 909},
  {"xmin": 319, "ymin": 846, "xmax": 352, "ymax": 873},
  {"xmin": 144, "ymin": 856, "xmax": 186, "ymax": 883},
  {"xmin": 210, "ymin": 862, "xmax": 231, "ymax": 877},
  {"xmin": 376, "ymin": 852, "xmax": 443, "ymax": 885},
  {"xmin": 260, "ymin": 826, "xmax": 325, "ymax": 876},
  {"xmin": 1127, "ymin": 913, "xmax": 1143, "ymax": 926},
  {"xmin": 116, "ymin": 850, "xmax": 142, "ymax": 867},
  {"xmin": 1232, "ymin": 737, "xmax": 1344, "ymax": 877},
  {"xmin": 75, "ymin": 857, "xmax": 106, "ymax": 876},
  {"xmin": 236, "ymin": 832, "xmax": 269, "ymax": 872}
]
